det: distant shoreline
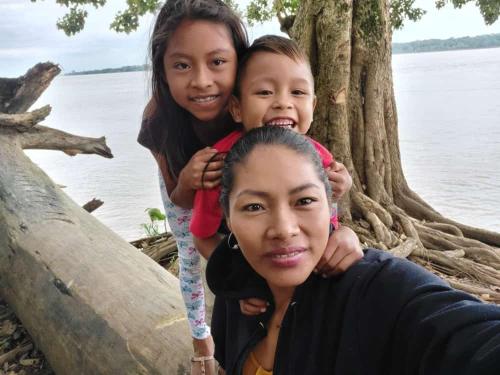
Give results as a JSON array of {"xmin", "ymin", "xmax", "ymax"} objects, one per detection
[{"xmin": 65, "ymin": 33, "xmax": 500, "ymax": 76}]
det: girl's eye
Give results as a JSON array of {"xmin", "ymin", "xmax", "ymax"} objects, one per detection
[
  {"xmin": 243, "ymin": 203, "xmax": 264, "ymax": 212},
  {"xmin": 213, "ymin": 58, "xmax": 226, "ymax": 66},
  {"xmin": 174, "ymin": 62, "xmax": 189, "ymax": 70},
  {"xmin": 297, "ymin": 197, "xmax": 316, "ymax": 206},
  {"xmin": 256, "ymin": 90, "xmax": 273, "ymax": 96},
  {"xmin": 292, "ymin": 89, "xmax": 307, "ymax": 96}
]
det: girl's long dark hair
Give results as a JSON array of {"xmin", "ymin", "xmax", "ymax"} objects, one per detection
[{"xmin": 149, "ymin": 0, "xmax": 248, "ymax": 178}]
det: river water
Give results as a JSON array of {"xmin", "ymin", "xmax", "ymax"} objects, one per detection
[{"xmin": 27, "ymin": 47, "xmax": 500, "ymax": 240}]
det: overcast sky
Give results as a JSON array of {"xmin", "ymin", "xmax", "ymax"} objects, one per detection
[{"xmin": 1, "ymin": 0, "xmax": 499, "ymax": 77}]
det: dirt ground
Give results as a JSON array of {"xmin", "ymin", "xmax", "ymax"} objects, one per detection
[{"xmin": 0, "ymin": 300, "xmax": 54, "ymax": 375}]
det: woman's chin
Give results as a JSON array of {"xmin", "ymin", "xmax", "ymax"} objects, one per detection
[{"xmin": 263, "ymin": 268, "xmax": 314, "ymax": 290}]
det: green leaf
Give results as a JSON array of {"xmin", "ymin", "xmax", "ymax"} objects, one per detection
[{"xmin": 146, "ymin": 207, "xmax": 166, "ymax": 222}]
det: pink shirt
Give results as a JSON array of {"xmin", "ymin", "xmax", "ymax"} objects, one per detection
[{"xmin": 189, "ymin": 130, "xmax": 338, "ymax": 239}]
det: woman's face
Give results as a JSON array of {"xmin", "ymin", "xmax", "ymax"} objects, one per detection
[
  {"xmin": 163, "ymin": 20, "xmax": 238, "ymax": 122},
  {"xmin": 227, "ymin": 144, "xmax": 331, "ymax": 290}
]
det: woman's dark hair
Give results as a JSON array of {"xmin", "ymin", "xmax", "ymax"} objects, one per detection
[
  {"xmin": 149, "ymin": 0, "xmax": 248, "ymax": 177},
  {"xmin": 220, "ymin": 127, "xmax": 332, "ymax": 215},
  {"xmin": 234, "ymin": 35, "xmax": 312, "ymax": 98}
]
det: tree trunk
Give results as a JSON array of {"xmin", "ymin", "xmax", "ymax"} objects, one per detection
[
  {"xmin": 0, "ymin": 63, "xmax": 192, "ymax": 374},
  {"xmin": 286, "ymin": 0, "xmax": 500, "ymax": 298}
]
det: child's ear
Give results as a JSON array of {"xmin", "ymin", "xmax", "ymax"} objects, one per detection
[
  {"xmin": 313, "ymin": 95, "xmax": 317, "ymax": 111},
  {"xmin": 229, "ymin": 95, "xmax": 242, "ymax": 123}
]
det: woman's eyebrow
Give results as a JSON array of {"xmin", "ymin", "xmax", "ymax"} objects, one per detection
[
  {"xmin": 289, "ymin": 183, "xmax": 321, "ymax": 195},
  {"xmin": 235, "ymin": 183, "xmax": 320, "ymax": 198}
]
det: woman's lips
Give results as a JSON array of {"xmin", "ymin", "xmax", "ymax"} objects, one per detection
[{"xmin": 266, "ymin": 246, "xmax": 306, "ymax": 267}]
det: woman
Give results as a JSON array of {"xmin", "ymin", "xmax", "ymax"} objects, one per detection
[{"xmin": 207, "ymin": 126, "xmax": 500, "ymax": 375}]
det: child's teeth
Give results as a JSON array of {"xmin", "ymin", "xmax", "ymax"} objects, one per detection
[
  {"xmin": 267, "ymin": 119, "xmax": 294, "ymax": 126},
  {"xmin": 193, "ymin": 96, "xmax": 217, "ymax": 103}
]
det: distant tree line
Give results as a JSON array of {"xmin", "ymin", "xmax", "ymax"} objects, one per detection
[
  {"xmin": 65, "ymin": 64, "xmax": 149, "ymax": 76},
  {"xmin": 393, "ymin": 33, "xmax": 500, "ymax": 54}
]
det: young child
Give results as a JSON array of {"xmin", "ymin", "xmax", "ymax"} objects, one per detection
[{"xmin": 190, "ymin": 35, "xmax": 360, "ymax": 279}]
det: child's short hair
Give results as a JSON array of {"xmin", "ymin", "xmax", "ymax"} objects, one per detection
[{"xmin": 234, "ymin": 35, "xmax": 312, "ymax": 97}]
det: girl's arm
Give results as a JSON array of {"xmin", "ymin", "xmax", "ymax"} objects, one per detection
[
  {"xmin": 153, "ymin": 148, "xmax": 224, "ymax": 209},
  {"xmin": 193, "ymin": 234, "xmax": 223, "ymax": 260}
]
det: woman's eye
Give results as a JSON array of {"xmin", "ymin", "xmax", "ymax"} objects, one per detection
[
  {"xmin": 174, "ymin": 62, "xmax": 189, "ymax": 70},
  {"xmin": 243, "ymin": 203, "xmax": 263, "ymax": 212},
  {"xmin": 297, "ymin": 197, "xmax": 316, "ymax": 206}
]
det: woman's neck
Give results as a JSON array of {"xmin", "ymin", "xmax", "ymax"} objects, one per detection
[
  {"xmin": 191, "ymin": 112, "xmax": 234, "ymax": 146},
  {"xmin": 269, "ymin": 284, "xmax": 295, "ymax": 314}
]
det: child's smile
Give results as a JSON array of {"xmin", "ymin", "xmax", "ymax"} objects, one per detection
[
  {"xmin": 230, "ymin": 51, "xmax": 316, "ymax": 134},
  {"xmin": 164, "ymin": 20, "xmax": 237, "ymax": 122}
]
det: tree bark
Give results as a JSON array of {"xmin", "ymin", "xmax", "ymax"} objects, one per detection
[
  {"xmin": 287, "ymin": 0, "xmax": 500, "ymax": 298},
  {"xmin": 0, "ymin": 64, "xmax": 192, "ymax": 374}
]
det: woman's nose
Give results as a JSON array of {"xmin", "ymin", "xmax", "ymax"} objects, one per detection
[{"xmin": 267, "ymin": 206, "xmax": 300, "ymax": 240}]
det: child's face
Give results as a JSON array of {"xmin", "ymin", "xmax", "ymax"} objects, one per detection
[
  {"xmin": 230, "ymin": 52, "xmax": 316, "ymax": 134},
  {"xmin": 164, "ymin": 20, "xmax": 238, "ymax": 122}
]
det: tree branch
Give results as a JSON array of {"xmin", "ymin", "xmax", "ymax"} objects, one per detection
[
  {"xmin": 19, "ymin": 125, "xmax": 113, "ymax": 158},
  {"xmin": 0, "ymin": 62, "xmax": 60, "ymax": 114},
  {"xmin": 0, "ymin": 105, "xmax": 51, "ymax": 129}
]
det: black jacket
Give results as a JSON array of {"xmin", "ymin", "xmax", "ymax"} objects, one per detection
[{"xmin": 207, "ymin": 246, "xmax": 500, "ymax": 375}]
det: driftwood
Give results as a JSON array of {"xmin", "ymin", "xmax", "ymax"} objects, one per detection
[
  {"xmin": 130, "ymin": 233, "xmax": 178, "ymax": 263},
  {"xmin": 82, "ymin": 198, "xmax": 104, "ymax": 213},
  {"xmin": 0, "ymin": 63, "xmax": 191, "ymax": 374}
]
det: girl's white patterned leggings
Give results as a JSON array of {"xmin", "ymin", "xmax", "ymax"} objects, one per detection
[{"xmin": 159, "ymin": 172, "xmax": 211, "ymax": 340}]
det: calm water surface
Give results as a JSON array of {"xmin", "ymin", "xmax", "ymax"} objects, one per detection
[{"xmin": 28, "ymin": 48, "xmax": 500, "ymax": 240}]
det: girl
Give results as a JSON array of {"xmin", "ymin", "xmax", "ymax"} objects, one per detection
[
  {"xmin": 138, "ymin": 2, "xmax": 247, "ymax": 374},
  {"xmin": 138, "ymin": 1, "xmax": 356, "ymax": 374},
  {"xmin": 208, "ymin": 126, "xmax": 500, "ymax": 375}
]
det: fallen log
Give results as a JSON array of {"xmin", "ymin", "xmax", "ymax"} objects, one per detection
[{"xmin": 0, "ymin": 63, "xmax": 192, "ymax": 374}]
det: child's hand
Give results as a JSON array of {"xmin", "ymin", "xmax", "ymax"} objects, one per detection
[
  {"xmin": 178, "ymin": 147, "xmax": 224, "ymax": 190},
  {"xmin": 239, "ymin": 298, "xmax": 268, "ymax": 315},
  {"xmin": 315, "ymin": 226, "xmax": 363, "ymax": 277},
  {"xmin": 326, "ymin": 160, "xmax": 352, "ymax": 200}
]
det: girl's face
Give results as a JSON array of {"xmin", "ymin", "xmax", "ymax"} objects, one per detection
[
  {"xmin": 227, "ymin": 145, "xmax": 331, "ymax": 291},
  {"xmin": 164, "ymin": 20, "xmax": 238, "ymax": 122}
]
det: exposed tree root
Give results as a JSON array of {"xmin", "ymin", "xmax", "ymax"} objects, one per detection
[
  {"xmin": 348, "ymin": 190, "xmax": 500, "ymax": 302},
  {"xmin": 396, "ymin": 192, "xmax": 500, "ymax": 247}
]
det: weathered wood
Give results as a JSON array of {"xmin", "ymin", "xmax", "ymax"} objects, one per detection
[
  {"xmin": 82, "ymin": 198, "xmax": 104, "ymax": 213},
  {"xmin": 0, "ymin": 139, "xmax": 192, "ymax": 374},
  {"xmin": 0, "ymin": 62, "xmax": 60, "ymax": 114},
  {"xmin": 0, "ymin": 63, "xmax": 192, "ymax": 373},
  {"xmin": 0, "ymin": 105, "xmax": 51, "ymax": 128},
  {"xmin": 19, "ymin": 125, "xmax": 113, "ymax": 157}
]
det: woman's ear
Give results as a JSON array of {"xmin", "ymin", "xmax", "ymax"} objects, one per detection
[{"xmin": 229, "ymin": 95, "xmax": 243, "ymax": 123}]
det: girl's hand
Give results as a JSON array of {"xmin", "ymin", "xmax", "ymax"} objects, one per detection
[
  {"xmin": 315, "ymin": 226, "xmax": 363, "ymax": 277},
  {"xmin": 326, "ymin": 161, "xmax": 352, "ymax": 200},
  {"xmin": 178, "ymin": 147, "xmax": 225, "ymax": 190},
  {"xmin": 240, "ymin": 298, "xmax": 268, "ymax": 315}
]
